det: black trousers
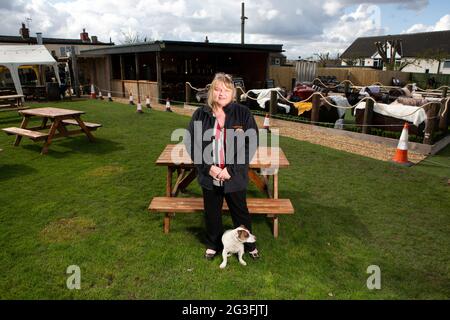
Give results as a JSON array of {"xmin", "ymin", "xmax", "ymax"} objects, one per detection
[{"xmin": 202, "ymin": 186, "xmax": 256, "ymax": 252}]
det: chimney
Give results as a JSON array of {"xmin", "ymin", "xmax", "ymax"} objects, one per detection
[
  {"xmin": 19, "ymin": 23, "xmax": 30, "ymax": 39},
  {"xmin": 36, "ymin": 32, "xmax": 43, "ymax": 45},
  {"xmin": 91, "ymin": 35, "xmax": 98, "ymax": 43},
  {"xmin": 80, "ymin": 28, "xmax": 90, "ymax": 42}
]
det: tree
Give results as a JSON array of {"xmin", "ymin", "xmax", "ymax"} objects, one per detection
[
  {"xmin": 314, "ymin": 52, "xmax": 341, "ymax": 67},
  {"xmin": 340, "ymin": 53, "xmax": 364, "ymax": 67},
  {"xmin": 374, "ymin": 39, "xmax": 418, "ymax": 71},
  {"xmin": 314, "ymin": 52, "xmax": 330, "ymax": 67},
  {"xmin": 375, "ymin": 39, "xmax": 401, "ymax": 70},
  {"xmin": 120, "ymin": 30, "xmax": 151, "ymax": 44}
]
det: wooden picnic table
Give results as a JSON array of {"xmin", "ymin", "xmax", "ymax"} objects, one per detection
[
  {"xmin": 156, "ymin": 144, "xmax": 290, "ymax": 199},
  {"xmin": 2, "ymin": 107, "xmax": 101, "ymax": 154},
  {"xmin": 151, "ymin": 144, "xmax": 292, "ymax": 237},
  {"xmin": 0, "ymin": 94, "xmax": 26, "ymax": 112}
]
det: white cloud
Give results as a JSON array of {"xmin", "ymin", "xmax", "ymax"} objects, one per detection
[
  {"xmin": 323, "ymin": 0, "xmax": 345, "ymax": 16},
  {"xmin": 403, "ymin": 14, "xmax": 450, "ymax": 33},
  {"xmin": 434, "ymin": 14, "xmax": 450, "ymax": 31},
  {"xmin": 322, "ymin": 5, "xmax": 385, "ymax": 45}
]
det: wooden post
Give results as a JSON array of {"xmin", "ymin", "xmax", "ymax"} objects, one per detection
[
  {"xmin": 362, "ymin": 99, "xmax": 374, "ymax": 134},
  {"xmin": 90, "ymin": 59, "xmax": 97, "ymax": 93},
  {"xmin": 269, "ymin": 90, "xmax": 277, "ymax": 115},
  {"xmin": 438, "ymin": 99, "xmax": 449, "ymax": 134},
  {"xmin": 105, "ymin": 55, "xmax": 112, "ymax": 94},
  {"xmin": 344, "ymin": 81, "xmax": 350, "ymax": 95},
  {"xmin": 423, "ymin": 103, "xmax": 440, "ymax": 144},
  {"xmin": 119, "ymin": 54, "xmax": 125, "ymax": 97},
  {"xmin": 442, "ymin": 88, "xmax": 448, "ymax": 133},
  {"xmin": 70, "ymin": 46, "xmax": 80, "ymax": 98},
  {"xmin": 135, "ymin": 53, "xmax": 140, "ymax": 102},
  {"xmin": 156, "ymin": 52, "xmax": 162, "ymax": 102},
  {"xmin": 311, "ymin": 94, "xmax": 320, "ymax": 124},
  {"xmin": 185, "ymin": 82, "xmax": 191, "ymax": 104}
]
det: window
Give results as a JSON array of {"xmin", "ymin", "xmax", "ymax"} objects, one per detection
[
  {"xmin": 59, "ymin": 46, "xmax": 73, "ymax": 57},
  {"xmin": 443, "ymin": 60, "xmax": 450, "ymax": 69}
]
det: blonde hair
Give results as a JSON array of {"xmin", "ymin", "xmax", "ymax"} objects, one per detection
[{"xmin": 207, "ymin": 73, "xmax": 236, "ymax": 112}]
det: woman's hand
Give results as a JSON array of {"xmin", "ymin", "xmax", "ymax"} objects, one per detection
[
  {"xmin": 209, "ymin": 165, "xmax": 223, "ymax": 180},
  {"xmin": 217, "ymin": 168, "xmax": 231, "ymax": 181}
]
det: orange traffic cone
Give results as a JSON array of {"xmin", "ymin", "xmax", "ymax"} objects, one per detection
[
  {"xmin": 90, "ymin": 84, "xmax": 96, "ymax": 99},
  {"xmin": 129, "ymin": 92, "xmax": 134, "ymax": 105},
  {"xmin": 146, "ymin": 95, "xmax": 152, "ymax": 109},
  {"xmin": 166, "ymin": 98, "xmax": 172, "ymax": 112},
  {"xmin": 392, "ymin": 122, "xmax": 413, "ymax": 166},
  {"xmin": 263, "ymin": 113, "xmax": 271, "ymax": 132}
]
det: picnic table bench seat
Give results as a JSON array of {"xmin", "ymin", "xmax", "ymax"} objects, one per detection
[
  {"xmin": 149, "ymin": 196, "xmax": 294, "ymax": 238},
  {"xmin": 61, "ymin": 119, "xmax": 102, "ymax": 130},
  {"xmin": 2, "ymin": 127, "xmax": 49, "ymax": 141}
]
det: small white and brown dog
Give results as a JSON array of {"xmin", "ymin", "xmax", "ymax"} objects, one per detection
[{"xmin": 219, "ymin": 225, "xmax": 256, "ymax": 269}]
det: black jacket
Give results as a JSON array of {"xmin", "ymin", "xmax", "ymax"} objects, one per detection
[{"xmin": 185, "ymin": 103, "xmax": 259, "ymax": 193}]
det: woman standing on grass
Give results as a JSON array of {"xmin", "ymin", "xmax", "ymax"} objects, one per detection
[{"xmin": 185, "ymin": 73, "xmax": 260, "ymax": 260}]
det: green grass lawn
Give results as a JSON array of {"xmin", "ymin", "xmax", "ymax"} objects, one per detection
[{"xmin": 0, "ymin": 99, "xmax": 449, "ymax": 299}]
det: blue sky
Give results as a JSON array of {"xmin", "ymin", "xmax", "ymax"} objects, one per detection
[
  {"xmin": 372, "ymin": 0, "xmax": 448, "ymax": 33},
  {"xmin": 0, "ymin": 0, "xmax": 449, "ymax": 59}
]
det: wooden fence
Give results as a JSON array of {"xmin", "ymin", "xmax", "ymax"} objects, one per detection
[
  {"xmin": 111, "ymin": 80, "xmax": 159, "ymax": 103},
  {"xmin": 269, "ymin": 65, "xmax": 296, "ymax": 91}
]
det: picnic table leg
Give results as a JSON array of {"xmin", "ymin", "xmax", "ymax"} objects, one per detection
[
  {"xmin": 14, "ymin": 116, "xmax": 30, "ymax": 146},
  {"xmin": 73, "ymin": 116, "xmax": 95, "ymax": 142},
  {"xmin": 164, "ymin": 167, "xmax": 174, "ymax": 233},
  {"xmin": 172, "ymin": 168, "xmax": 197, "ymax": 196},
  {"xmin": 40, "ymin": 117, "xmax": 49, "ymax": 129},
  {"xmin": 166, "ymin": 167, "xmax": 173, "ymax": 196},
  {"xmin": 56, "ymin": 120, "xmax": 69, "ymax": 137},
  {"xmin": 261, "ymin": 174, "xmax": 273, "ymax": 198},
  {"xmin": 273, "ymin": 217, "xmax": 279, "ymax": 238},
  {"xmin": 248, "ymin": 169, "xmax": 270, "ymax": 197},
  {"xmin": 41, "ymin": 119, "xmax": 61, "ymax": 155},
  {"xmin": 164, "ymin": 214, "xmax": 171, "ymax": 234},
  {"xmin": 273, "ymin": 173, "xmax": 279, "ymax": 199},
  {"xmin": 273, "ymin": 173, "xmax": 279, "ymax": 237}
]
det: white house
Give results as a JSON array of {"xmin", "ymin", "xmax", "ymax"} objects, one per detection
[{"xmin": 340, "ymin": 30, "xmax": 450, "ymax": 74}]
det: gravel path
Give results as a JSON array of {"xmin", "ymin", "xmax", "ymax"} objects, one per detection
[{"xmin": 113, "ymin": 97, "xmax": 427, "ymax": 164}]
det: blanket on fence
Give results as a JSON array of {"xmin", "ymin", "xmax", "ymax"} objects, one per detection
[{"xmin": 353, "ymin": 101, "xmax": 427, "ymax": 126}]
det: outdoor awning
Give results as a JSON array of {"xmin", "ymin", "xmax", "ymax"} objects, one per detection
[{"xmin": 0, "ymin": 45, "xmax": 61, "ymax": 100}]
